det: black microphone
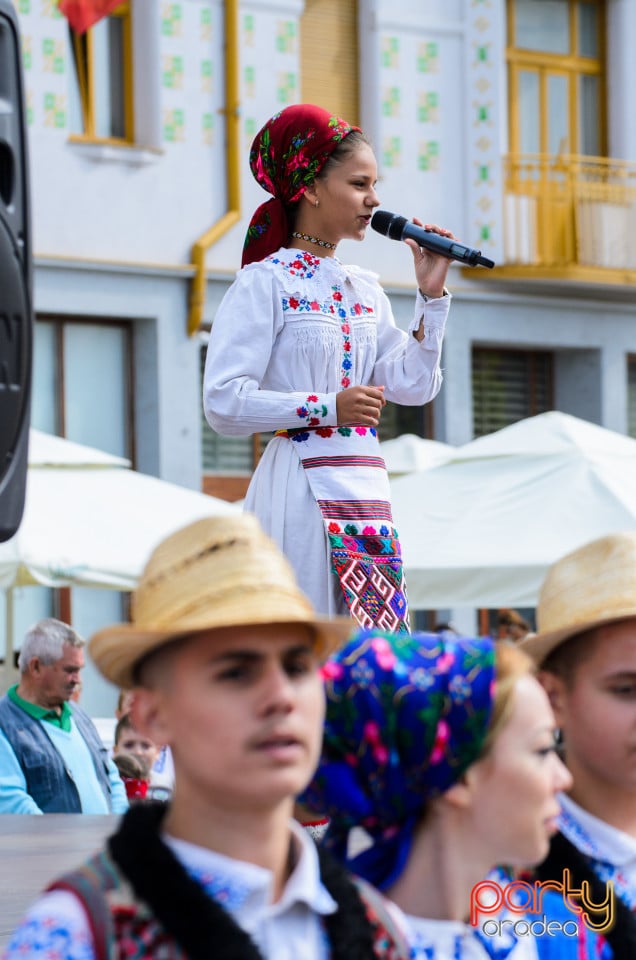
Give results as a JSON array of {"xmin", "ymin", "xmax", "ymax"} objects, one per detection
[{"xmin": 371, "ymin": 210, "xmax": 495, "ymax": 268}]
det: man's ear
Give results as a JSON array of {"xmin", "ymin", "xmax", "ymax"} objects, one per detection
[
  {"xmin": 537, "ymin": 670, "xmax": 567, "ymax": 726},
  {"xmin": 131, "ymin": 688, "xmax": 170, "ymax": 747},
  {"xmin": 29, "ymin": 657, "xmax": 41, "ymax": 675}
]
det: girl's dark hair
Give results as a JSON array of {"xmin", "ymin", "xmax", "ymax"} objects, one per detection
[
  {"xmin": 285, "ymin": 129, "xmax": 371, "ymax": 231},
  {"xmin": 316, "ymin": 129, "xmax": 371, "ymax": 177}
]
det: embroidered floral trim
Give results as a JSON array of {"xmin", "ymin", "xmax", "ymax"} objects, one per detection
[
  {"xmin": 283, "ymin": 295, "xmax": 330, "ymax": 314},
  {"xmin": 267, "ymin": 251, "xmax": 321, "ymax": 279},
  {"xmin": 289, "ymin": 426, "xmax": 377, "ymax": 443},
  {"xmin": 186, "ymin": 865, "xmax": 255, "ymax": 912},
  {"xmin": 559, "ymin": 806, "xmax": 636, "ymax": 909},
  {"xmin": 295, "ymin": 393, "xmax": 328, "ymax": 428},
  {"xmin": 329, "ymin": 287, "xmax": 351, "ymax": 389},
  {"xmin": 327, "ymin": 522, "xmax": 393, "ymax": 538}
]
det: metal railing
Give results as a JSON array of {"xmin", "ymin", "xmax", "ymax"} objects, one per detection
[{"xmin": 504, "ymin": 153, "xmax": 636, "ymax": 272}]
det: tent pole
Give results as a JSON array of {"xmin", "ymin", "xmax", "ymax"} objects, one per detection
[{"xmin": 3, "ymin": 589, "xmax": 14, "ymax": 694}]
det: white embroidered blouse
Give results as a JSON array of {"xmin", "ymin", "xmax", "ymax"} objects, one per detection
[{"xmin": 202, "ymin": 248, "xmax": 450, "ymax": 616}]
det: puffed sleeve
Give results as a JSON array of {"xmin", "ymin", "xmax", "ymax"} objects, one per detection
[
  {"xmin": 203, "ymin": 266, "xmax": 338, "ymax": 436},
  {"xmin": 371, "ymin": 286, "xmax": 450, "ymax": 405}
]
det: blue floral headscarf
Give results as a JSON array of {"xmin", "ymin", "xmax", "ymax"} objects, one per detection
[{"xmin": 300, "ymin": 628, "xmax": 496, "ymax": 890}]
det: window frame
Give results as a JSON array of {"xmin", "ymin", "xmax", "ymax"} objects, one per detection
[
  {"xmin": 68, "ymin": 2, "xmax": 134, "ymax": 146},
  {"xmin": 507, "ymin": 0, "xmax": 607, "ymax": 158},
  {"xmin": 628, "ymin": 355, "xmax": 636, "ymax": 440},
  {"xmin": 472, "ymin": 346, "xmax": 554, "ymax": 438},
  {"xmin": 34, "ymin": 314, "xmax": 136, "ymax": 465}
]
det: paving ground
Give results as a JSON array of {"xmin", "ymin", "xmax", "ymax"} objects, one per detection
[{"xmin": 0, "ymin": 814, "xmax": 119, "ymax": 950}]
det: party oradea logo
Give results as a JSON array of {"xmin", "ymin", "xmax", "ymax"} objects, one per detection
[{"xmin": 470, "ymin": 871, "xmax": 614, "ymax": 938}]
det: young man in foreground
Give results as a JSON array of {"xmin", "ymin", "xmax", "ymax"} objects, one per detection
[{"xmin": 4, "ymin": 513, "xmax": 409, "ymax": 960}]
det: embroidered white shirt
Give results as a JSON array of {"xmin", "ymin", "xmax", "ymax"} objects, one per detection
[
  {"xmin": 558, "ymin": 792, "xmax": 636, "ymax": 905},
  {"xmin": 3, "ymin": 820, "xmax": 338, "ymax": 960},
  {"xmin": 202, "ymin": 248, "xmax": 450, "ymax": 617},
  {"xmin": 203, "ymin": 248, "xmax": 449, "ymax": 438},
  {"xmin": 405, "ymin": 913, "xmax": 539, "ymax": 960}
]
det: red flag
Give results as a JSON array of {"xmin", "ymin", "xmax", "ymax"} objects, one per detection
[{"xmin": 58, "ymin": 0, "xmax": 125, "ymax": 35}]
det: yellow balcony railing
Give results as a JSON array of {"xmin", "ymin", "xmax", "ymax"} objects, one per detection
[{"xmin": 504, "ymin": 154, "xmax": 636, "ymax": 276}]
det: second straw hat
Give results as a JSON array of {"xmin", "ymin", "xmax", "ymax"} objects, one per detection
[{"xmin": 522, "ymin": 530, "xmax": 636, "ymax": 665}]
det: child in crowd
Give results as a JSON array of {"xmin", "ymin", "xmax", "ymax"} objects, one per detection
[
  {"xmin": 114, "ymin": 690, "xmax": 174, "ymax": 795},
  {"xmin": 112, "ymin": 711, "xmax": 172, "ymax": 800},
  {"xmin": 111, "ymin": 750, "xmax": 150, "ymax": 801}
]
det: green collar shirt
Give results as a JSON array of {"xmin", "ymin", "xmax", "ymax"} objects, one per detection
[{"xmin": 7, "ymin": 684, "xmax": 73, "ymax": 732}]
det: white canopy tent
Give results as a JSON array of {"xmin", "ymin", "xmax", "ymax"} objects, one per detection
[
  {"xmin": 0, "ymin": 431, "xmax": 240, "ymax": 688},
  {"xmin": 0, "ymin": 430, "xmax": 239, "ymax": 591},
  {"xmin": 391, "ymin": 411, "xmax": 636, "ymax": 609},
  {"xmin": 379, "ymin": 434, "xmax": 454, "ymax": 476}
]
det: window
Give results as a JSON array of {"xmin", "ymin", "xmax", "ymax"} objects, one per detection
[
  {"xmin": 507, "ymin": 0, "xmax": 606, "ymax": 157},
  {"xmin": 33, "ymin": 316, "xmax": 134, "ymax": 460},
  {"xmin": 628, "ymin": 356, "xmax": 636, "ymax": 439},
  {"xmin": 300, "ymin": 0, "xmax": 359, "ymax": 124},
  {"xmin": 472, "ymin": 348, "xmax": 553, "ymax": 437},
  {"xmin": 68, "ymin": 2, "xmax": 133, "ymax": 143}
]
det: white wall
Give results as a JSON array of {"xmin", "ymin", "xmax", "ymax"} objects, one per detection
[{"xmin": 21, "ymin": 0, "xmax": 226, "ymax": 265}]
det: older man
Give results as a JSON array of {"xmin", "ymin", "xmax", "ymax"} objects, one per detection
[{"xmin": 0, "ymin": 617, "xmax": 128, "ymax": 814}]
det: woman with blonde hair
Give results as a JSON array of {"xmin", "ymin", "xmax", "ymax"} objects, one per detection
[{"xmin": 302, "ymin": 630, "xmax": 609, "ymax": 959}]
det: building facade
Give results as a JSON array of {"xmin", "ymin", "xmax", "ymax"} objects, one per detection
[{"xmin": 5, "ymin": 0, "xmax": 636, "ymax": 702}]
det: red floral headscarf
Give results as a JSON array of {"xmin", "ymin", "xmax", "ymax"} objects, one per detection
[{"xmin": 241, "ymin": 103, "xmax": 361, "ymax": 266}]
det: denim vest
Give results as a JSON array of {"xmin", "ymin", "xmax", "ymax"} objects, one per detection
[{"xmin": 0, "ymin": 694, "xmax": 112, "ymax": 812}]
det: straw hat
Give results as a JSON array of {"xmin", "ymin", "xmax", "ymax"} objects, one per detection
[
  {"xmin": 90, "ymin": 513, "xmax": 353, "ymax": 689},
  {"xmin": 522, "ymin": 530, "xmax": 636, "ymax": 665}
]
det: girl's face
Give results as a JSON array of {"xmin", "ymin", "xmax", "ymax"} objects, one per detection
[
  {"xmin": 464, "ymin": 674, "xmax": 572, "ymax": 867},
  {"xmin": 306, "ymin": 142, "xmax": 380, "ymax": 245}
]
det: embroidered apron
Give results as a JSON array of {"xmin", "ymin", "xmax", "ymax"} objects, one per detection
[{"xmin": 277, "ymin": 426, "xmax": 410, "ymax": 633}]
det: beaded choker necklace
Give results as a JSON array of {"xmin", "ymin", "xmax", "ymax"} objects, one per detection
[{"xmin": 291, "ymin": 231, "xmax": 337, "ymax": 251}]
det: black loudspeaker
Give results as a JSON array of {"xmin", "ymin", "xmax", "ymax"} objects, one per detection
[{"xmin": 0, "ymin": 1, "xmax": 33, "ymax": 543}]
